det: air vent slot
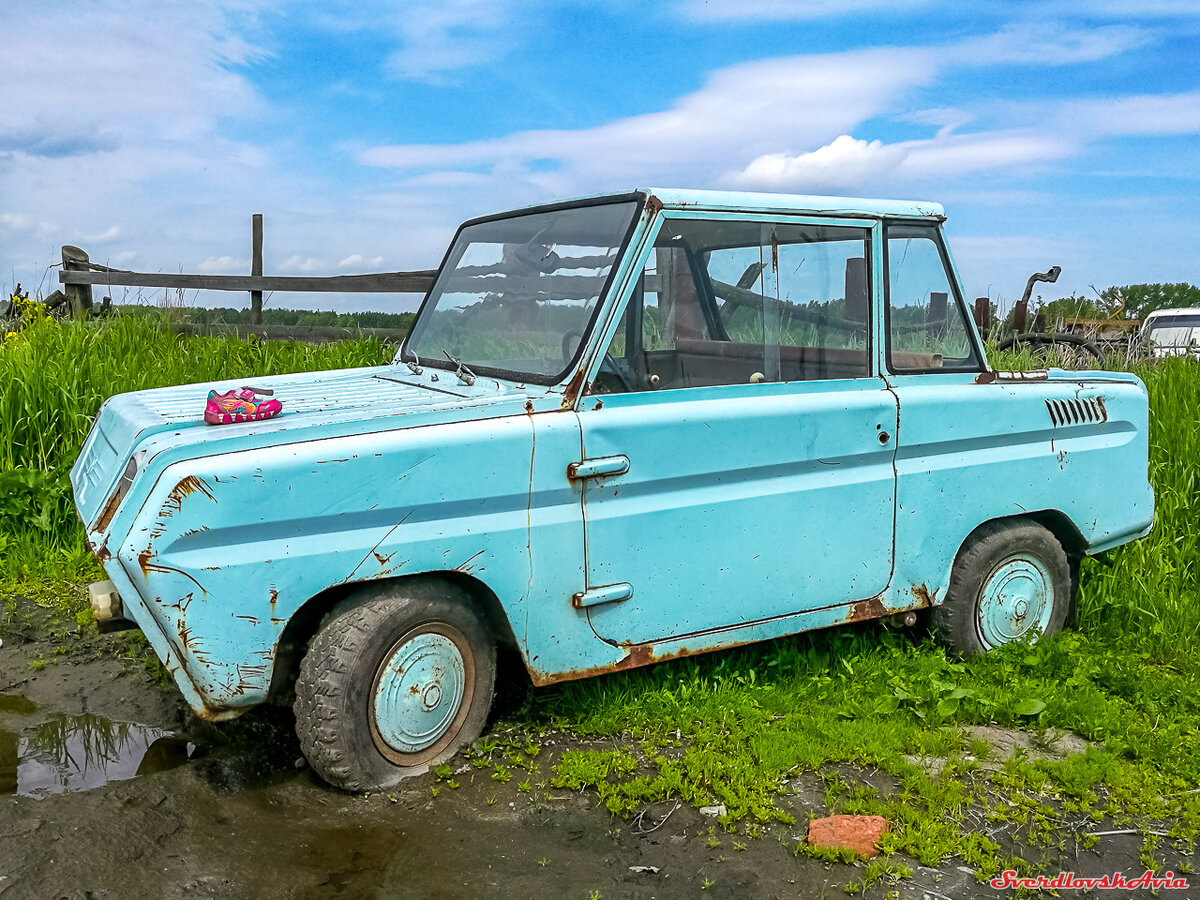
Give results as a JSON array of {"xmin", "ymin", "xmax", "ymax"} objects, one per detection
[{"xmin": 1045, "ymin": 397, "xmax": 1107, "ymax": 427}]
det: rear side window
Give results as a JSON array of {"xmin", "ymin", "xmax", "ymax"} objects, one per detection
[{"xmin": 886, "ymin": 223, "xmax": 981, "ymax": 372}]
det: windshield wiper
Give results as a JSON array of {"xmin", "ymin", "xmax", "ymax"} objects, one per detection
[
  {"xmin": 442, "ymin": 349, "xmax": 477, "ymax": 386},
  {"xmin": 405, "ymin": 353, "xmax": 423, "ymax": 375}
]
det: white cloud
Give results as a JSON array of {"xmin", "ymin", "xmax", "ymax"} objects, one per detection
[
  {"xmin": 731, "ymin": 136, "xmax": 908, "ymax": 192},
  {"xmin": 0, "ymin": 213, "xmax": 34, "ymax": 232},
  {"xmin": 299, "ymin": 0, "xmax": 517, "ymax": 82},
  {"xmin": 336, "ymin": 254, "xmax": 385, "ymax": 271},
  {"xmin": 85, "ymin": 226, "xmax": 121, "ymax": 244},
  {"xmin": 730, "ymin": 130, "xmax": 1074, "ymax": 193},
  {"xmin": 950, "ymin": 22, "xmax": 1151, "ymax": 66},
  {"xmin": 279, "ymin": 255, "xmax": 329, "ymax": 274},
  {"xmin": 677, "ymin": 0, "xmax": 932, "ymax": 21},
  {"xmin": 362, "ymin": 48, "xmax": 937, "ymax": 184},
  {"xmin": 1060, "ymin": 91, "xmax": 1200, "ymax": 137},
  {"xmin": 899, "ymin": 132, "xmax": 1075, "ymax": 176},
  {"xmin": 0, "ymin": 1, "xmax": 283, "ymax": 293},
  {"xmin": 196, "ymin": 256, "xmax": 251, "ymax": 274},
  {"xmin": 0, "ymin": 3, "xmax": 265, "ymax": 155},
  {"xmin": 1034, "ymin": 0, "xmax": 1200, "ymax": 19}
]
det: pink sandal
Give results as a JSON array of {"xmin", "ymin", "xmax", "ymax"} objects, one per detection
[{"xmin": 204, "ymin": 386, "xmax": 283, "ymax": 425}]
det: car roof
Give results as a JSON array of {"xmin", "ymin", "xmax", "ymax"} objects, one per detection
[
  {"xmin": 640, "ymin": 188, "xmax": 946, "ymax": 221},
  {"xmin": 1143, "ymin": 307, "xmax": 1200, "ymax": 321},
  {"xmin": 494, "ymin": 188, "xmax": 947, "ymax": 222}
]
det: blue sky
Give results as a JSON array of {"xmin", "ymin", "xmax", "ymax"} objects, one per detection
[{"xmin": 3, "ymin": 0, "xmax": 1199, "ymax": 313}]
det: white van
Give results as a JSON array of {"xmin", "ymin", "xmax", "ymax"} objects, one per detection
[{"xmin": 1142, "ymin": 308, "xmax": 1200, "ymax": 357}]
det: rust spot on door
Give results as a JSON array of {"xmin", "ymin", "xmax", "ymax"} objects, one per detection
[
  {"xmin": 910, "ymin": 584, "xmax": 937, "ymax": 607},
  {"xmin": 561, "ymin": 367, "xmax": 589, "ymax": 408},
  {"xmin": 170, "ymin": 475, "xmax": 217, "ymax": 504},
  {"xmin": 177, "ymin": 619, "xmax": 194, "ymax": 654},
  {"xmin": 974, "ymin": 369, "xmax": 1049, "ymax": 385},
  {"xmin": 529, "ymin": 641, "xmax": 703, "ymax": 686},
  {"xmin": 848, "ymin": 596, "xmax": 888, "ymax": 623}
]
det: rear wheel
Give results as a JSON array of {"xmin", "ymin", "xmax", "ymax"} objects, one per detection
[
  {"xmin": 294, "ymin": 584, "xmax": 496, "ymax": 791},
  {"xmin": 933, "ymin": 521, "xmax": 1071, "ymax": 657}
]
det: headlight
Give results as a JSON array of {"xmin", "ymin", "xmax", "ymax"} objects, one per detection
[{"xmin": 94, "ymin": 449, "xmax": 145, "ymax": 532}]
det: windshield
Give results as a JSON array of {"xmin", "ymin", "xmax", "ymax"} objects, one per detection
[
  {"xmin": 400, "ymin": 199, "xmax": 642, "ymax": 383},
  {"xmin": 1147, "ymin": 314, "xmax": 1200, "ymax": 349}
]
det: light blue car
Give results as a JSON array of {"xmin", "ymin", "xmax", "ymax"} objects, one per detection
[{"xmin": 71, "ymin": 190, "xmax": 1153, "ymax": 790}]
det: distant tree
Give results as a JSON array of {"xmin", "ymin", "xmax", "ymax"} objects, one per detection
[
  {"xmin": 1034, "ymin": 293, "xmax": 1120, "ymax": 327},
  {"xmin": 1097, "ymin": 283, "xmax": 1200, "ymax": 321}
]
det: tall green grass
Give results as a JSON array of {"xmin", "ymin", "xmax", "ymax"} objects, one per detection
[
  {"xmin": 4, "ymin": 315, "xmax": 1198, "ymax": 655},
  {"xmin": 5, "ymin": 316, "xmax": 1200, "ymax": 872},
  {"xmin": 0, "ymin": 315, "xmax": 391, "ymax": 586},
  {"xmin": 983, "ymin": 346, "xmax": 1200, "ymax": 661},
  {"xmin": 1075, "ymin": 358, "xmax": 1200, "ymax": 659}
]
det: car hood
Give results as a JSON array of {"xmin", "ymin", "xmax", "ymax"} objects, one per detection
[{"xmin": 71, "ymin": 364, "xmax": 542, "ymax": 533}]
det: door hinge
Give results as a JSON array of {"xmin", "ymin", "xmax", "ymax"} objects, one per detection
[{"xmin": 566, "ymin": 455, "xmax": 629, "ymax": 482}]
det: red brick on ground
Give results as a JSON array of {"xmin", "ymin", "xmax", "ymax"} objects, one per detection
[{"xmin": 807, "ymin": 814, "xmax": 889, "ymax": 859}]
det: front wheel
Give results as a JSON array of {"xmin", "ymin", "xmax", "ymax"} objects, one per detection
[
  {"xmin": 932, "ymin": 521, "xmax": 1071, "ymax": 657},
  {"xmin": 294, "ymin": 584, "xmax": 496, "ymax": 791}
]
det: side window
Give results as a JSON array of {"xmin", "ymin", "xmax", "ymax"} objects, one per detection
[
  {"xmin": 595, "ymin": 219, "xmax": 871, "ymax": 394},
  {"xmin": 886, "ymin": 224, "xmax": 981, "ymax": 371}
]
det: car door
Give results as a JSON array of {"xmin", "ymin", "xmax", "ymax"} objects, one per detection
[{"xmin": 574, "ymin": 213, "xmax": 899, "ymax": 646}]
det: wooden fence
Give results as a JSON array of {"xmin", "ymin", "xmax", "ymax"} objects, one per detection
[{"xmin": 55, "ymin": 215, "xmax": 437, "ymax": 343}]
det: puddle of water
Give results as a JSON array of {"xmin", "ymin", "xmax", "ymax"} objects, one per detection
[
  {"xmin": 0, "ymin": 694, "xmax": 194, "ymax": 798},
  {"xmin": 0, "ymin": 694, "xmax": 38, "ymax": 715}
]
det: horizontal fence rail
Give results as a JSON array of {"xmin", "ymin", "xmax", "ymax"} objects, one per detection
[
  {"xmin": 51, "ymin": 215, "xmax": 438, "ymax": 337},
  {"xmin": 58, "ymin": 269, "xmax": 438, "ymax": 294},
  {"xmin": 167, "ymin": 322, "xmax": 413, "ymax": 344}
]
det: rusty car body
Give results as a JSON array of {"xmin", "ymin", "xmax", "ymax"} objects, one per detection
[{"xmin": 71, "ymin": 189, "xmax": 1154, "ymax": 788}]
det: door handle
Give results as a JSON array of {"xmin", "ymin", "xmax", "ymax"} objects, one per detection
[
  {"xmin": 567, "ymin": 455, "xmax": 630, "ymax": 481},
  {"xmin": 572, "ymin": 582, "xmax": 634, "ymax": 609}
]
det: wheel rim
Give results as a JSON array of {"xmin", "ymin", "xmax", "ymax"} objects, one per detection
[
  {"xmin": 370, "ymin": 623, "xmax": 474, "ymax": 764},
  {"xmin": 975, "ymin": 555, "xmax": 1055, "ymax": 650}
]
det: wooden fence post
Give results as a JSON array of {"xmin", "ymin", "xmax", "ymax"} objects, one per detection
[
  {"xmin": 973, "ymin": 297, "xmax": 992, "ymax": 336},
  {"xmin": 928, "ymin": 291, "xmax": 947, "ymax": 325},
  {"xmin": 1012, "ymin": 298, "xmax": 1029, "ymax": 334},
  {"xmin": 61, "ymin": 246, "xmax": 94, "ymax": 319},
  {"xmin": 251, "ymin": 213, "xmax": 263, "ymax": 326}
]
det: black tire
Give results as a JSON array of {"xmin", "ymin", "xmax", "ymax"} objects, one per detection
[
  {"xmin": 294, "ymin": 582, "xmax": 496, "ymax": 791},
  {"xmin": 932, "ymin": 521, "xmax": 1071, "ymax": 657}
]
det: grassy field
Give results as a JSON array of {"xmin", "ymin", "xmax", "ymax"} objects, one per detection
[
  {"xmin": 0, "ymin": 314, "xmax": 392, "ymax": 591},
  {"xmin": 3, "ymin": 314, "xmax": 1199, "ymax": 884}
]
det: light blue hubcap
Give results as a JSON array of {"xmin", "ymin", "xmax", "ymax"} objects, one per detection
[
  {"xmin": 372, "ymin": 631, "xmax": 467, "ymax": 756},
  {"xmin": 976, "ymin": 556, "xmax": 1054, "ymax": 649}
]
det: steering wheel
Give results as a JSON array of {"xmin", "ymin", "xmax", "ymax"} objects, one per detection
[
  {"xmin": 562, "ymin": 330, "xmax": 583, "ymax": 363},
  {"xmin": 562, "ymin": 330, "xmax": 633, "ymax": 393}
]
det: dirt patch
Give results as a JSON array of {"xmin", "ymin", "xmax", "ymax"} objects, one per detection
[
  {"xmin": 0, "ymin": 597, "xmax": 184, "ymax": 729},
  {"xmin": 901, "ymin": 723, "xmax": 1093, "ymax": 777},
  {"xmin": 963, "ymin": 723, "xmax": 1092, "ymax": 767},
  {"xmin": 0, "ymin": 596, "xmax": 1192, "ymax": 899}
]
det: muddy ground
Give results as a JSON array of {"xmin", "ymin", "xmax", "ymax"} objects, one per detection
[{"xmin": 0, "ymin": 597, "xmax": 1190, "ymax": 900}]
